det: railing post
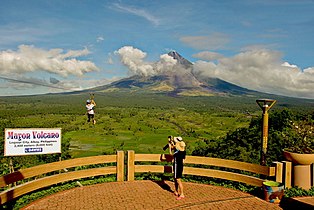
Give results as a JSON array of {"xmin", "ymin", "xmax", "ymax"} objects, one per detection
[
  {"xmin": 127, "ymin": 150, "xmax": 135, "ymax": 181},
  {"xmin": 272, "ymin": 161, "xmax": 283, "ymax": 183},
  {"xmin": 282, "ymin": 161, "xmax": 292, "ymax": 188},
  {"xmin": 116, "ymin": 151, "xmax": 124, "ymax": 182},
  {"xmin": 312, "ymin": 164, "xmax": 314, "ymax": 189}
]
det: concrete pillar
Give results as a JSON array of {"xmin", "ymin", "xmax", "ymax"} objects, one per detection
[{"xmin": 294, "ymin": 165, "xmax": 311, "ymax": 190}]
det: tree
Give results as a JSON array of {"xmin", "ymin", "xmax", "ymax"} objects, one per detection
[{"xmin": 192, "ymin": 109, "xmax": 313, "ymax": 165}]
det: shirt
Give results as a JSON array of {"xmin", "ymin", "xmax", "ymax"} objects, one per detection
[{"xmin": 86, "ymin": 104, "xmax": 95, "ymax": 115}]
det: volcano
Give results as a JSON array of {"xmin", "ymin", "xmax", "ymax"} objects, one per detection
[{"xmin": 90, "ymin": 51, "xmax": 257, "ymax": 97}]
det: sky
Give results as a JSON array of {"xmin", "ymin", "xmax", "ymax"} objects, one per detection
[{"xmin": 0, "ymin": 0, "xmax": 314, "ymax": 99}]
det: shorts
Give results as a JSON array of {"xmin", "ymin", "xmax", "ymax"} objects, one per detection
[
  {"xmin": 173, "ymin": 160, "xmax": 183, "ymax": 179},
  {"xmin": 87, "ymin": 114, "xmax": 94, "ymax": 122}
]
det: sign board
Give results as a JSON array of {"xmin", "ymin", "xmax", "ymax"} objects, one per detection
[{"xmin": 4, "ymin": 128, "xmax": 61, "ymax": 156}]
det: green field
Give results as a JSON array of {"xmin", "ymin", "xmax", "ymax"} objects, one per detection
[
  {"xmin": 1, "ymin": 92, "xmax": 313, "ymax": 210},
  {"xmin": 0, "ymin": 92, "xmax": 313, "ymax": 158},
  {"xmin": 63, "ymin": 107, "xmax": 251, "ymax": 157}
]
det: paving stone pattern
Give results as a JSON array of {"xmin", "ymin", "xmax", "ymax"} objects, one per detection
[{"xmin": 22, "ymin": 180, "xmax": 285, "ymax": 210}]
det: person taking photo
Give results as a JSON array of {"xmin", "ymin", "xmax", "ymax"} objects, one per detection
[{"xmin": 170, "ymin": 136, "xmax": 186, "ymax": 200}]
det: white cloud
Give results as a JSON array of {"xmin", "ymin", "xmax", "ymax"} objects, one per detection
[
  {"xmin": 192, "ymin": 51, "xmax": 224, "ymax": 61},
  {"xmin": 114, "ymin": 46, "xmax": 177, "ymax": 77},
  {"xmin": 106, "ymin": 53, "xmax": 114, "ymax": 64},
  {"xmin": 155, "ymin": 54, "xmax": 177, "ymax": 73},
  {"xmin": 193, "ymin": 49, "xmax": 314, "ymax": 99},
  {"xmin": 180, "ymin": 33, "xmax": 230, "ymax": 50},
  {"xmin": 0, "ymin": 45, "xmax": 99, "ymax": 77},
  {"xmin": 96, "ymin": 36, "xmax": 104, "ymax": 42},
  {"xmin": 281, "ymin": 62, "xmax": 298, "ymax": 68},
  {"xmin": 112, "ymin": 3, "xmax": 160, "ymax": 26},
  {"xmin": 114, "ymin": 46, "xmax": 314, "ymax": 99},
  {"xmin": 304, "ymin": 67, "xmax": 314, "ymax": 74},
  {"xmin": 241, "ymin": 44, "xmax": 279, "ymax": 52},
  {"xmin": 58, "ymin": 48, "xmax": 91, "ymax": 59},
  {"xmin": 107, "ymin": 57, "xmax": 114, "ymax": 65},
  {"xmin": 114, "ymin": 46, "xmax": 154, "ymax": 76}
]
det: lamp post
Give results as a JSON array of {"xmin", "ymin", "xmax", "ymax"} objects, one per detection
[{"xmin": 256, "ymin": 99, "xmax": 276, "ymax": 166}]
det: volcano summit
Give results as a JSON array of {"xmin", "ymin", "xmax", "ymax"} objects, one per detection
[{"xmin": 91, "ymin": 51, "xmax": 257, "ymax": 97}]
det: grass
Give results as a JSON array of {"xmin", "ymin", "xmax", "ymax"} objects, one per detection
[
  {"xmin": 0, "ymin": 92, "xmax": 313, "ymax": 209},
  {"xmin": 60, "ymin": 107, "xmax": 251, "ymax": 157},
  {"xmin": 1, "ymin": 92, "xmax": 313, "ymax": 159}
]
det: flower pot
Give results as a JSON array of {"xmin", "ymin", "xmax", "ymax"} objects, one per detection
[
  {"xmin": 262, "ymin": 181, "xmax": 284, "ymax": 204},
  {"xmin": 283, "ymin": 151, "xmax": 314, "ymax": 165},
  {"xmin": 283, "ymin": 150, "xmax": 314, "ymax": 190}
]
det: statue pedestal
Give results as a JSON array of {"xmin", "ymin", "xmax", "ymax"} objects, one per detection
[
  {"xmin": 294, "ymin": 165, "xmax": 312, "ymax": 190},
  {"xmin": 283, "ymin": 151, "xmax": 314, "ymax": 190}
]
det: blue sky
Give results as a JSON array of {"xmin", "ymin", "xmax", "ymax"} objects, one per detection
[{"xmin": 0, "ymin": 0, "xmax": 314, "ymax": 99}]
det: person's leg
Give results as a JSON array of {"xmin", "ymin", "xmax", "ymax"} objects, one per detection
[
  {"xmin": 177, "ymin": 178, "xmax": 184, "ymax": 197},
  {"xmin": 173, "ymin": 161, "xmax": 179, "ymax": 196},
  {"xmin": 174, "ymin": 178, "xmax": 179, "ymax": 196},
  {"xmin": 87, "ymin": 114, "xmax": 91, "ymax": 122},
  {"xmin": 175, "ymin": 163, "xmax": 184, "ymax": 199},
  {"xmin": 92, "ymin": 114, "xmax": 96, "ymax": 124}
]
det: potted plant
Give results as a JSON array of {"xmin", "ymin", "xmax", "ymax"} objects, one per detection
[{"xmin": 282, "ymin": 118, "xmax": 314, "ymax": 165}]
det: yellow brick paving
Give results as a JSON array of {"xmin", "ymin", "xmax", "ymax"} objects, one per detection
[{"xmin": 22, "ymin": 180, "xmax": 286, "ymax": 210}]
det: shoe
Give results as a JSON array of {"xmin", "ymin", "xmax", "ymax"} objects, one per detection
[{"xmin": 176, "ymin": 195, "xmax": 185, "ymax": 200}]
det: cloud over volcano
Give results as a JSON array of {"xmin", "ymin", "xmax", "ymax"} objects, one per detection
[
  {"xmin": 115, "ymin": 46, "xmax": 314, "ymax": 99},
  {"xmin": 193, "ymin": 49, "xmax": 314, "ymax": 99},
  {"xmin": 115, "ymin": 46, "xmax": 178, "ymax": 77}
]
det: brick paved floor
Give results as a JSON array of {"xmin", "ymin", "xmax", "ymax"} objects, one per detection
[{"xmin": 22, "ymin": 180, "xmax": 284, "ymax": 210}]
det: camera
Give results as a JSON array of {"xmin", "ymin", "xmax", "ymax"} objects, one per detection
[{"xmin": 163, "ymin": 136, "xmax": 174, "ymax": 151}]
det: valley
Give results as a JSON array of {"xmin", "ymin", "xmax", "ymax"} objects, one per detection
[{"xmin": 1, "ymin": 92, "xmax": 313, "ymax": 158}]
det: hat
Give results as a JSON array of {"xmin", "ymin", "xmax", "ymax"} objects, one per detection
[
  {"xmin": 175, "ymin": 141, "xmax": 186, "ymax": 151},
  {"xmin": 86, "ymin": 99, "xmax": 91, "ymax": 103},
  {"xmin": 174, "ymin": 136, "xmax": 183, "ymax": 142}
]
